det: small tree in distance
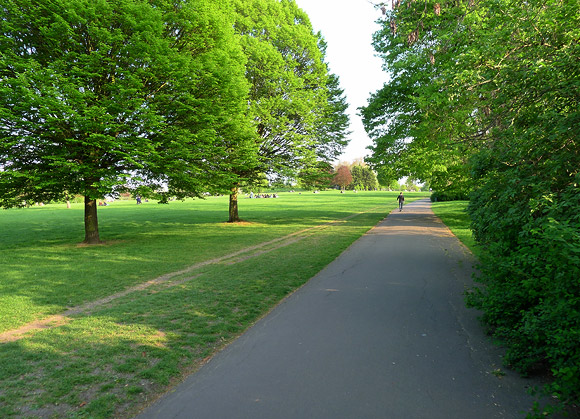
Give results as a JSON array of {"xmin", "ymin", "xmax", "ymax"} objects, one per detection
[{"xmin": 333, "ymin": 165, "xmax": 352, "ymax": 191}]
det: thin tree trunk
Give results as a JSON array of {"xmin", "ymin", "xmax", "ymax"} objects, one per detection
[
  {"xmin": 83, "ymin": 195, "xmax": 101, "ymax": 244},
  {"xmin": 229, "ymin": 186, "xmax": 240, "ymax": 223}
]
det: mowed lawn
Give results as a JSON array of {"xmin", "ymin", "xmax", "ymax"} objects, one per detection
[
  {"xmin": 0, "ymin": 191, "xmax": 429, "ymax": 418},
  {"xmin": 431, "ymin": 200, "xmax": 481, "ymax": 258}
]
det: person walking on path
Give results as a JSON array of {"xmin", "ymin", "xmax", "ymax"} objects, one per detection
[{"xmin": 397, "ymin": 191, "xmax": 405, "ymax": 211}]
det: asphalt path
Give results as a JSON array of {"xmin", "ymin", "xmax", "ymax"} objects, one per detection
[{"xmin": 136, "ymin": 199, "xmax": 543, "ymax": 419}]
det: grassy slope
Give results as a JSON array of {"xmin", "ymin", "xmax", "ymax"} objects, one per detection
[{"xmin": 0, "ymin": 191, "xmax": 428, "ymax": 417}]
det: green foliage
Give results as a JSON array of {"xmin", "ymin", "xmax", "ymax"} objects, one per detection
[
  {"xmin": 430, "ymin": 190, "xmax": 469, "ymax": 202},
  {"xmin": 297, "ymin": 161, "xmax": 334, "ymax": 190},
  {"xmin": 464, "ymin": 0, "xmax": 580, "ymax": 409},
  {"xmin": 381, "ymin": 178, "xmax": 402, "ymax": 191},
  {"xmin": 0, "ymin": 0, "xmax": 254, "ymax": 240},
  {"xmin": 360, "ymin": 0, "xmax": 479, "ymax": 193},
  {"xmin": 468, "ymin": 157, "xmax": 580, "ymax": 408},
  {"xmin": 313, "ymin": 71, "xmax": 351, "ymax": 162},
  {"xmin": 0, "ymin": 0, "xmax": 350, "ymax": 231},
  {"xmin": 350, "ymin": 165, "xmax": 379, "ymax": 191},
  {"xmin": 366, "ymin": 0, "xmax": 580, "ymax": 412},
  {"xmin": 157, "ymin": 0, "xmax": 258, "ymax": 199},
  {"xmin": 0, "ymin": 0, "xmax": 170, "ymax": 205},
  {"xmin": 232, "ymin": 0, "xmax": 338, "ymax": 176},
  {"xmin": 221, "ymin": 0, "xmax": 350, "ymax": 220}
]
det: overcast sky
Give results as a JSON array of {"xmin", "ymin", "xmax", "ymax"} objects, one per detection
[{"xmin": 294, "ymin": 0, "xmax": 389, "ymax": 163}]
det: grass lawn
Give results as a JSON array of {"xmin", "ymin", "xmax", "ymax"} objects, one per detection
[
  {"xmin": 431, "ymin": 200, "xmax": 481, "ymax": 258},
  {"xmin": 0, "ymin": 191, "xmax": 429, "ymax": 418}
]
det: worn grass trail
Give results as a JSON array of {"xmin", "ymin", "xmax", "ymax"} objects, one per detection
[{"xmin": 0, "ymin": 203, "xmax": 383, "ymax": 343}]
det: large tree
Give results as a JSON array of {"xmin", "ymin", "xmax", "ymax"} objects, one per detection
[
  {"xmin": 351, "ymin": 164, "xmax": 378, "ymax": 191},
  {"xmin": 301, "ymin": 69, "xmax": 351, "ymax": 188},
  {"xmin": 0, "ymin": 0, "xmax": 251, "ymax": 243},
  {"xmin": 226, "ymin": 0, "xmax": 349, "ymax": 222},
  {"xmin": 152, "ymin": 1, "xmax": 258, "ymax": 205},
  {"xmin": 360, "ymin": 0, "xmax": 483, "ymax": 194}
]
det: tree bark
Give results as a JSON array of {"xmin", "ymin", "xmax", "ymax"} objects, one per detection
[
  {"xmin": 83, "ymin": 195, "xmax": 101, "ymax": 244},
  {"xmin": 228, "ymin": 186, "xmax": 240, "ymax": 223}
]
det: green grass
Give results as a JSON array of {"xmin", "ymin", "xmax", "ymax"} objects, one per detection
[
  {"xmin": 431, "ymin": 200, "xmax": 481, "ymax": 258},
  {"xmin": 0, "ymin": 191, "xmax": 429, "ymax": 418}
]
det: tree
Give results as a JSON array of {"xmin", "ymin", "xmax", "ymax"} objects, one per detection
[
  {"xmin": 362, "ymin": 166, "xmax": 379, "ymax": 190},
  {"xmin": 155, "ymin": 1, "xmax": 258, "ymax": 218},
  {"xmin": 464, "ymin": 1, "xmax": 580, "ymax": 409},
  {"xmin": 0, "ymin": 0, "xmax": 251, "ymax": 243},
  {"xmin": 350, "ymin": 165, "xmax": 363, "ymax": 190},
  {"xmin": 312, "ymin": 68, "xmax": 351, "ymax": 162},
  {"xmin": 350, "ymin": 160, "xmax": 379, "ymax": 191},
  {"xmin": 403, "ymin": 178, "xmax": 415, "ymax": 192},
  {"xmin": 226, "ymin": 0, "xmax": 349, "ymax": 222},
  {"xmin": 297, "ymin": 70, "xmax": 351, "ymax": 190},
  {"xmin": 360, "ymin": 0, "xmax": 483, "ymax": 193},
  {"xmin": 351, "ymin": 164, "xmax": 379, "ymax": 191},
  {"xmin": 386, "ymin": 179, "xmax": 401, "ymax": 191},
  {"xmin": 333, "ymin": 165, "xmax": 352, "ymax": 191},
  {"xmin": 365, "ymin": 0, "xmax": 580, "ymax": 410},
  {"xmin": 298, "ymin": 161, "xmax": 334, "ymax": 191}
]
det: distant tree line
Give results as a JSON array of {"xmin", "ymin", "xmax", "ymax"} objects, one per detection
[
  {"xmin": 362, "ymin": 0, "xmax": 579, "ymax": 413},
  {"xmin": 0, "ymin": 0, "xmax": 350, "ymax": 243}
]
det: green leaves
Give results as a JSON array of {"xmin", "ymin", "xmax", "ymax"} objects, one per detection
[
  {"xmin": 232, "ymin": 0, "xmax": 339, "ymax": 174},
  {"xmin": 0, "ymin": 0, "xmax": 254, "ymax": 238},
  {"xmin": 0, "ymin": 0, "xmax": 351, "ymax": 234},
  {"xmin": 364, "ymin": 0, "xmax": 580, "ymax": 412}
]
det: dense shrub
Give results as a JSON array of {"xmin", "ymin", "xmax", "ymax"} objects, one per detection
[
  {"xmin": 359, "ymin": 0, "xmax": 579, "ymax": 412},
  {"xmin": 467, "ymin": 140, "xmax": 580, "ymax": 410},
  {"xmin": 430, "ymin": 190, "xmax": 470, "ymax": 202}
]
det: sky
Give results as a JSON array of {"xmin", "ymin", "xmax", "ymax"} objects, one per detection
[{"xmin": 293, "ymin": 0, "xmax": 389, "ymax": 164}]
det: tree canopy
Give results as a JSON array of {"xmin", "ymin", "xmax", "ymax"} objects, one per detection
[
  {"xmin": 333, "ymin": 165, "xmax": 352, "ymax": 191},
  {"xmin": 225, "ymin": 0, "xmax": 350, "ymax": 221},
  {"xmin": 351, "ymin": 164, "xmax": 378, "ymax": 191},
  {"xmin": 363, "ymin": 0, "xmax": 580, "ymax": 411},
  {"xmin": 0, "ymin": 0, "xmax": 252, "ymax": 243},
  {"xmin": 0, "ymin": 0, "xmax": 350, "ymax": 236}
]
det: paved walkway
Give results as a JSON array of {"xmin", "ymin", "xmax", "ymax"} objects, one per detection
[{"xmin": 136, "ymin": 199, "xmax": 541, "ymax": 419}]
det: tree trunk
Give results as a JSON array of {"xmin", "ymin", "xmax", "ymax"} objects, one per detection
[
  {"xmin": 83, "ymin": 195, "xmax": 101, "ymax": 244},
  {"xmin": 66, "ymin": 200, "xmax": 71, "ymax": 209},
  {"xmin": 228, "ymin": 186, "xmax": 240, "ymax": 223}
]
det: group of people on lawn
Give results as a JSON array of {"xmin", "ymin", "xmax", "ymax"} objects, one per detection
[{"xmin": 249, "ymin": 192, "xmax": 278, "ymax": 199}]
